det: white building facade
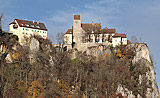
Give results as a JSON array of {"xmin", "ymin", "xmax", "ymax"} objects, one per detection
[{"xmin": 9, "ymin": 19, "xmax": 47, "ymax": 44}]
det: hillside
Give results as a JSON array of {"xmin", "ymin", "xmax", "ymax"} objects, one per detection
[{"xmin": 0, "ymin": 35, "xmax": 159, "ymax": 98}]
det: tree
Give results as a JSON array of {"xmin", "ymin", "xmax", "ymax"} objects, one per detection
[
  {"xmin": 0, "ymin": 15, "xmax": 19, "ymax": 97},
  {"xmin": 130, "ymin": 35, "xmax": 142, "ymax": 43},
  {"xmin": 56, "ymin": 32, "xmax": 65, "ymax": 51},
  {"xmin": 0, "ymin": 14, "xmax": 3, "ymax": 33},
  {"xmin": 27, "ymin": 79, "xmax": 44, "ymax": 98}
]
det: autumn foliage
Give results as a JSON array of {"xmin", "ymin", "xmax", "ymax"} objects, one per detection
[
  {"xmin": 0, "ymin": 35, "xmax": 151, "ymax": 98},
  {"xmin": 27, "ymin": 79, "xmax": 44, "ymax": 98}
]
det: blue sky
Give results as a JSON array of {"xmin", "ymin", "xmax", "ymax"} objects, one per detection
[{"xmin": 1, "ymin": 0, "xmax": 160, "ymax": 93}]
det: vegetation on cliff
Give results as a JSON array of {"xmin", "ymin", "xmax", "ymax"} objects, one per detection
[
  {"xmin": 0, "ymin": 33, "xmax": 152, "ymax": 98},
  {"xmin": 0, "ymin": 17, "xmax": 154, "ymax": 97}
]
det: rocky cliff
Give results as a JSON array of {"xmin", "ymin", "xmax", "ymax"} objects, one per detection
[
  {"xmin": 84, "ymin": 43, "xmax": 159, "ymax": 98},
  {"xmin": 130, "ymin": 43, "xmax": 159, "ymax": 98},
  {"xmin": 2, "ymin": 36, "xmax": 159, "ymax": 97}
]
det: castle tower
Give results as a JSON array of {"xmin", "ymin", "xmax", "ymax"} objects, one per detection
[{"xmin": 73, "ymin": 15, "xmax": 82, "ymax": 49}]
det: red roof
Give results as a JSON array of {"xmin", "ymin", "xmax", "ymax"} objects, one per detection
[
  {"xmin": 10, "ymin": 19, "xmax": 47, "ymax": 31},
  {"xmin": 101, "ymin": 28, "xmax": 116, "ymax": 34},
  {"xmin": 112, "ymin": 33, "xmax": 126, "ymax": 38},
  {"xmin": 127, "ymin": 40, "xmax": 131, "ymax": 44},
  {"xmin": 81, "ymin": 23, "xmax": 101, "ymax": 33},
  {"xmin": 65, "ymin": 29, "xmax": 72, "ymax": 34}
]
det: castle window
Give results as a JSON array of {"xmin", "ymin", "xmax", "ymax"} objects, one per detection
[
  {"xmin": 95, "ymin": 38, "xmax": 99, "ymax": 42},
  {"xmin": 25, "ymin": 29, "xmax": 29, "ymax": 31},
  {"xmin": 22, "ymin": 32, "xmax": 24, "ymax": 34},
  {"xmin": 23, "ymin": 28, "xmax": 24, "ymax": 30},
  {"xmin": 102, "ymin": 39, "xmax": 106, "ymax": 42}
]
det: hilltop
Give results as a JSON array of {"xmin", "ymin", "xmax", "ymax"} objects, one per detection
[{"xmin": 0, "ymin": 34, "xmax": 159, "ymax": 97}]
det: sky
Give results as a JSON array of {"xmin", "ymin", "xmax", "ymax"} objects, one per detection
[{"xmin": 0, "ymin": 0, "xmax": 160, "ymax": 93}]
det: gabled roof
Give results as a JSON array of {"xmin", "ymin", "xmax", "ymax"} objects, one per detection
[
  {"xmin": 127, "ymin": 40, "xmax": 131, "ymax": 44},
  {"xmin": 112, "ymin": 33, "xmax": 126, "ymax": 38},
  {"xmin": 9, "ymin": 22, "xmax": 16, "ymax": 25},
  {"xmin": 81, "ymin": 23, "xmax": 101, "ymax": 33},
  {"xmin": 10, "ymin": 19, "xmax": 47, "ymax": 31},
  {"xmin": 65, "ymin": 29, "xmax": 72, "ymax": 34},
  {"xmin": 101, "ymin": 28, "xmax": 116, "ymax": 34}
]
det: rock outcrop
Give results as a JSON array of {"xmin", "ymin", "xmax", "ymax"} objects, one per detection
[
  {"xmin": 130, "ymin": 43, "xmax": 159, "ymax": 98},
  {"xmin": 84, "ymin": 43, "xmax": 159, "ymax": 98}
]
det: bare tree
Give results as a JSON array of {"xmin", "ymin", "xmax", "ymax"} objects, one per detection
[
  {"xmin": 130, "ymin": 35, "xmax": 138, "ymax": 43},
  {"xmin": 55, "ymin": 32, "xmax": 64, "ymax": 52},
  {"xmin": 0, "ymin": 14, "xmax": 3, "ymax": 33},
  {"xmin": 130, "ymin": 35, "xmax": 143, "ymax": 43}
]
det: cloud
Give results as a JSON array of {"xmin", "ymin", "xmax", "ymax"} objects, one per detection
[{"xmin": 45, "ymin": 0, "xmax": 128, "ymax": 32}]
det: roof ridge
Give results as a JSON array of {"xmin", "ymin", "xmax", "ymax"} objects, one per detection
[
  {"xmin": 82, "ymin": 23, "xmax": 101, "ymax": 24},
  {"xmin": 15, "ymin": 19, "xmax": 43, "ymax": 24},
  {"xmin": 13, "ymin": 19, "xmax": 47, "ymax": 31}
]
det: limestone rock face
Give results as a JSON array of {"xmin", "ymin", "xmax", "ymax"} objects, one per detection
[
  {"xmin": 129, "ymin": 43, "xmax": 159, "ymax": 98},
  {"xmin": 29, "ymin": 38, "xmax": 39, "ymax": 51},
  {"xmin": 84, "ymin": 43, "xmax": 159, "ymax": 98}
]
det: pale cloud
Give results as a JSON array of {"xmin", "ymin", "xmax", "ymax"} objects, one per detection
[{"xmin": 46, "ymin": 0, "xmax": 127, "ymax": 29}]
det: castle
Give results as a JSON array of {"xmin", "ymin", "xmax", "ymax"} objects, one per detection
[
  {"xmin": 8, "ymin": 16, "xmax": 131, "ymax": 51},
  {"xmin": 64, "ymin": 15, "xmax": 131, "ymax": 51}
]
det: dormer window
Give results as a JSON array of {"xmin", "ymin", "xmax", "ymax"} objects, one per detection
[
  {"xmin": 36, "ymin": 26, "xmax": 40, "ymax": 28},
  {"xmin": 70, "ymin": 31, "xmax": 72, "ymax": 33},
  {"xmin": 92, "ymin": 30, "xmax": 94, "ymax": 33},
  {"xmin": 31, "ymin": 25, "xmax": 34, "ymax": 27},
  {"xmin": 21, "ymin": 23, "xmax": 24, "ymax": 26},
  {"xmin": 26, "ymin": 24, "xmax": 29, "ymax": 27}
]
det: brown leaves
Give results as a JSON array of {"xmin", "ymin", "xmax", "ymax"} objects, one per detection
[
  {"xmin": 27, "ymin": 79, "xmax": 44, "ymax": 98},
  {"xmin": 53, "ymin": 80, "xmax": 71, "ymax": 98}
]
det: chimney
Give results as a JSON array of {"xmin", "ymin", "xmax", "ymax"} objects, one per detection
[
  {"xmin": 73, "ymin": 15, "xmax": 81, "ymax": 20},
  {"xmin": 37, "ymin": 20, "xmax": 39, "ymax": 24},
  {"xmin": 33, "ymin": 19, "xmax": 35, "ymax": 23}
]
